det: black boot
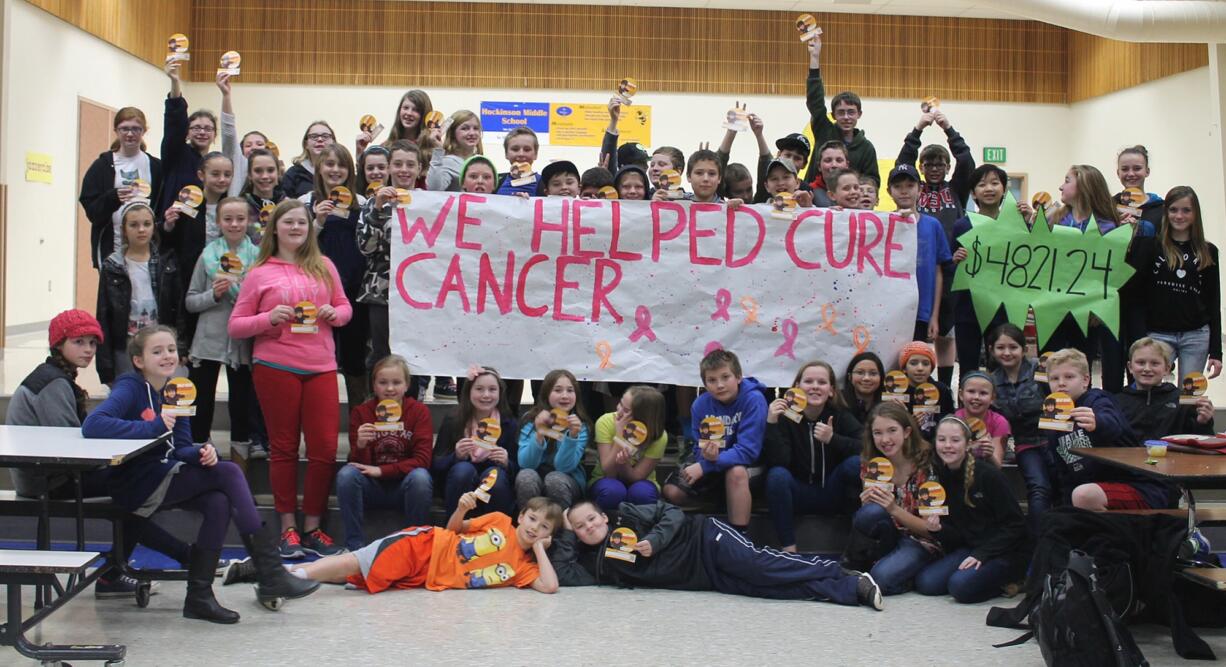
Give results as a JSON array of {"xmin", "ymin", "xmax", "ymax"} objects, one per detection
[
  {"xmin": 183, "ymin": 546, "xmax": 240, "ymax": 624},
  {"xmin": 241, "ymin": 531, "xmax": 320, "ymax": 608}
]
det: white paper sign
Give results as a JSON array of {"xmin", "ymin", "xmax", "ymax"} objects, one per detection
[{"xmin": 390, "ymin": 192, "xmax": 917, "ymax": 386}]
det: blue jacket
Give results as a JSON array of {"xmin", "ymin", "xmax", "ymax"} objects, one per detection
[
  {"xmin": 517, "ymin": 419, "xmax": 589, "ymax": 489},
  {"xmin": 1045, "ymin": 388, "xmax": 1170, "ymax": 509},
  {"xmin": 81, "ymin": 372, "xmax": 200, "ymax": 512},
  {"xmin": 691, "ymin": 377, "xmax": 768, "ymax": 474},
  {"xmin": 915, "ymin": 213, "xmax": 953, "ymax": 324}
]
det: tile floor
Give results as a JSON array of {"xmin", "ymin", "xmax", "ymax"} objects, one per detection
[{"xmin": 12, "ymin": 580, "xmax": 1224, "ymax": 666}]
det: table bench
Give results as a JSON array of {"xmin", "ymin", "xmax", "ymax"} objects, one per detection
[{"xmin": 0, "ymin": 549, "xmax": 125, "ymax": 665}]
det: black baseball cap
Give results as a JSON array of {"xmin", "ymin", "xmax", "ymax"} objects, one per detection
[
  {"xmin": 888, "ymin": 164, "xmax": 921, "ymax": 184},
  {"xmin": 617, "ymin": 143, "xmax": 650, "ymax": 168},
  {"xmin": 538, "ymin": 160, "xmax": 581, "ymax": 194},
  {"xmin": 776, "ymin": 133, "xmax": 811, "ymax": 157}
]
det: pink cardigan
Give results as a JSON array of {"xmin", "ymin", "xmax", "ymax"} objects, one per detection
[{"xmin": 228, "ymin": 256, "xmax": 353, "ymax": 373}]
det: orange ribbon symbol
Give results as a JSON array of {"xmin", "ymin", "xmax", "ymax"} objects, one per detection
[
  {"xmin": 740, "ymin": 296, "xmax": 759, "ymax": 325},
  {"xmin": 818, "ymin": 303, "xmax": 838, "ymax": 335},
  {"xmin": 853, "ymin": 325, "xmax": 872, "ymax": 354},
  {"xmin": 595, "ymin": 341, "xmax": 613, "ymax": 369}
]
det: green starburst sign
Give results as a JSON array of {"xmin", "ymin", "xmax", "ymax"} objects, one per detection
[{"xmin": 951, "ymin": 194, "xmax": 1136, "ymax": 348}]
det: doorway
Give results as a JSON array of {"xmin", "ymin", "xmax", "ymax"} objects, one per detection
[{"xmin": 75, "ymin": 98, "xmax": 115, "ymax": 313}]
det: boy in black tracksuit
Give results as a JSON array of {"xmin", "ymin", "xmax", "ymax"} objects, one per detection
[{"xmin": 550, "ymin": 500, "xmax": 881, "ymax": 609}]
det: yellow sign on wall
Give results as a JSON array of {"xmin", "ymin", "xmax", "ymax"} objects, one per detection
[
  {"xmin": 549, "ymin": 103, "xmax": 651, "ymax": 147},
  {"xmin": 25, "ymin": 152, "xmax": 52, "ymax": 184}
]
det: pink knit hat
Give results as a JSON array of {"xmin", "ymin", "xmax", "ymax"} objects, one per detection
[
  {"xmin": 898, "ymin": 341, "xmax": 936, "ymax": 369},
  {"xmin": 48, "ymin": 309, "xmax": 104, "ymax": 348}
]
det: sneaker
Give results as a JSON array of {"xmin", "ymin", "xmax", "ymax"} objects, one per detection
[
  {"xmin": 1179, "ymin": 528, "xmax": 1213, "ymax": 563},
  {"xmin": 95, "ymin": 573, "xmax": 158, "ymax": 599},
  {"xmin": 221, "ymin": 557, "xmax": 256, "ymax": 585},
  {"xmin": 247, "ymin": 439, "xmax": 269, "ymax": 460},
  {"xmin": 301, "ymin": 528, "xmax": 347, "ymax": 557},
  {"xmin": 279, "ymin": 528, "xmax": 306, "ymax": 559},
  {"xmin": 856, "ymin": 573, "xmax": 883, "ymax": 611}
]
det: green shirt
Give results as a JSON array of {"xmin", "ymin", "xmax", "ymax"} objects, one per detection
[{"xmin": 588, "ymin": 412, "xmax": 668, "ymax": 488}]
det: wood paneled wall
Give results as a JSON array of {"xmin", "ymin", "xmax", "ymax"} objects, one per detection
[
  {"xmin": 26, "ymin": 0, "xmax": 193, "ymax": 66},
  {"xmin": 1067, "ymin": 32, "xmax": 1208, "ymax": 102},
  {"xmin": 183, "ymin": 1, "xmax": 1069, "ymax": 103},
  {"xmin": 26, "ymin": 0, "xmax": 1209, "ymax": 104}
]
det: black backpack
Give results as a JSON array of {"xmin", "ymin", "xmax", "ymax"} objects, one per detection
[{"xmin": 1025, "ymin": 549, "xmax": 1148, "ymax": 666}]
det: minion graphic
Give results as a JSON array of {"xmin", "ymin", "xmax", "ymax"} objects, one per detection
[
  {"xmin": 456, "ymin": 527, "xmax": 506, "ymax": 563},
  {"xmin": 467, "ymin": 563, "xmax": 515, "ymax": 589}
]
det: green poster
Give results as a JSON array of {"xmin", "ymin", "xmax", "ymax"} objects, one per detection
[{"xmin": 950, "ymin": 195, "xmax": 1135, "ymax": 348}]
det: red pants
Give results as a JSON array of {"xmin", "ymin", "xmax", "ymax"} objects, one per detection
[{"xmin": 253, "ymin": 364, "xmax": 339, "ymax": 516}]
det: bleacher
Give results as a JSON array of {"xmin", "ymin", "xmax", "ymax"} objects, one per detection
[{"xmin": 3, "ymin": 391, "xmax": 1226, "ymax": 554}]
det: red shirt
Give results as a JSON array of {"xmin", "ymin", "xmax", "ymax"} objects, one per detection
[{"xmin": 347, "ymin": 397, "xmax": 433, "ymax": 479}]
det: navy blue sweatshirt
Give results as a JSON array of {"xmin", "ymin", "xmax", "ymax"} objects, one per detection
[
  {"xmin": 81, "ymin": 372, "xmax": 200, "ymax": 513},
  {"xmin": 1045, "ymin": 388, "xmax": 1170, "ymax": 509}
]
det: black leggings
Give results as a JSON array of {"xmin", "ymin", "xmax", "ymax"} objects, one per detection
[{"xmin": 189, "ymin": 361, "xmax": 259, "ymax": 443}]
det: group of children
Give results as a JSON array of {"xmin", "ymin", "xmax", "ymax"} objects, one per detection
[{"xmin": 39, "ymin": 24, "xmax": 1223, "ymax": 619}]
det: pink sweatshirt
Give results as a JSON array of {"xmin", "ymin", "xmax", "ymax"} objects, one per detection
[{"xmin": 228, "ymin": 256, "xmax": 353, "ymax": 373}]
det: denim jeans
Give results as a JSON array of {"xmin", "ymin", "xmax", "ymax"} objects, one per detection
[
  {"xmin": 1149, "ymin": 325, "xmax": 1211, "ymax": 384},
  {"xmin": 1016, "ymin": 446, "xmax": 1052, "ymax": 538},
  {"xmin": 914, "ymin": 547, "xmax": 1022, "ymax": 603},
  {"xmin": 336, "ymin": 466, "xmax": 433, "ymax": 551},
  {"xmin": 441, "ymin": 461, "xmax": 514, "ymax": 517},
  {"xmin": 765, "ymin": 456, "xmax": 861, "ymax": 548},
  {"xmin": 852, "ymin": 503, "xmax": 938, "ymax": 595}
]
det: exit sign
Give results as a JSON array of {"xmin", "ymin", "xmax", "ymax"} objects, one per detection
[{"xmin": 983, "ymin": 146, "xmax": 1007, "ymax": 163}]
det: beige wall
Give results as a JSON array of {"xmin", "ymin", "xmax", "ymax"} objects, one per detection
[{"xmin": 2, "ymin": 0, "xmax": 167, "ymax": 327}]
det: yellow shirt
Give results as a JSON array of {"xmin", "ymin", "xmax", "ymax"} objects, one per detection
[{"xmin": 588, "ymin": 412, "xmax": 668, "ymax": 488}]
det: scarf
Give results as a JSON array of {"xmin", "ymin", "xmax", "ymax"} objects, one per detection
[{"xmin": 201, "ymin": 236, "xmax": 259, "ymax": 300}]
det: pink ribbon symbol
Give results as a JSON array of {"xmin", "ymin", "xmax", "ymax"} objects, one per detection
[
  {"xmin": 704, "ymin": 340, "xmax": 723, "ymax": 356},
  {"xmin": 629, "ymin": 305, "xmax": 657, "ymax": 342},
  {"xmin": 774, "ymin": 318, "xmax": 799, "ymax": 359},
  {"xmin": 711, "ymin": 289, "xmax": 731, "ymax": 322}
]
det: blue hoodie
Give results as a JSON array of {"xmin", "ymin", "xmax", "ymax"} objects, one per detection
[
  {"xmin": 82, "ymin": 371, "xmax": 200, "ymax": 513},
  {"xmin": 691, "ymin": 377, "xmax": 768, "ymax": 474},
  {"xmin": 1045, "ymin": 388, "xmax": 1169, "ymax": 509}
]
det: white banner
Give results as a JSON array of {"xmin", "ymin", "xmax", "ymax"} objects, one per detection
[{"xmin": 390, "ymin": 191, "xmax": 918, "ymax": 387}]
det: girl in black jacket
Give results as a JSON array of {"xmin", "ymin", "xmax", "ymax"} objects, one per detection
[
  {"xmin": 157, "ymin": 60, "xmax": 215, "ymax": 221},
  {"xmin": 303, "ymin": 143, "xmax": 370, "ymax": 408},
  {"xmin": 96, "ymin": 202, "xmax": 182, "ymax": 384},
  {"xmin": 915, "ymin": 416, "xmax": 1028, "ymax": 603},
  {"xmin": 842, "ymin": 351, "xmax": 885, "ymax": 424},
  {"xmin": 79, "ymin": 107, "xmax": 162, "ymax": 269},
  {"xmin": 764, "ymin": 360, "xmax": 864, "ymax": 552}
]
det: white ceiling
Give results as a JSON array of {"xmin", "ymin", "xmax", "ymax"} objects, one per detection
[{"xmin": 394, "ymin": 0, "xmax": 1019, "ymax": 20}]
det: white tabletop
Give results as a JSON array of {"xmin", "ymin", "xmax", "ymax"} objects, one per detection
[
  {"xmin": 0, "ymin": 425, "xmax": 169, "ymax": 467},
  {"xmin": 0, "ymin": 549, "xmax": 101, "ymax": 573}
]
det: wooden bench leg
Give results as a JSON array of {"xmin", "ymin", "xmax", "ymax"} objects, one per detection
[{"xmin": 2, "ymin": 579, "xmax": 126, "ymax": 665}]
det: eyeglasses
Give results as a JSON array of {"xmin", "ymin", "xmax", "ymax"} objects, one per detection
[
  {"xmin": 833, "ymin": 109, "xmax": 860, "ymax": 118},
  {"xmin": 307, "ymin": 133, "xmax": 334, "ymax": 142},
  {"xmin": 116, "ymin": 126, "xmax": 145, "ymax": 135},
  {"xmin": 188, "ymin": 125, "xmax": 215, "ymax": 133}
]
